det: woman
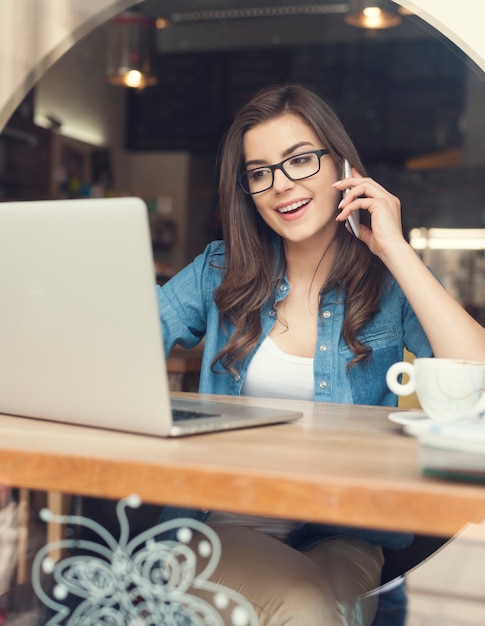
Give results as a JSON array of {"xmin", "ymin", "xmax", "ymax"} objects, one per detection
[{"xmin": 157, "ymin": 84, "xmax": 485, "ymax": 625}]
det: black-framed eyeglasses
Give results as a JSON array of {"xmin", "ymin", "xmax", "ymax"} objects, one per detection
[{"xmin": 238, "ymin": 149, "xmax": 330, "ymax": 195}]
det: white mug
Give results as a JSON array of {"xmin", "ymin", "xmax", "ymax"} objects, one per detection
[{"xmin": 386, "ymin": 358, "xmax": 485, "ymax": 423}]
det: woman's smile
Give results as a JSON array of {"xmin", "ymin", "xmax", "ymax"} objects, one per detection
[{"xmin": 275, "ymin": 198, "xmax": 311, "ymax": 217}]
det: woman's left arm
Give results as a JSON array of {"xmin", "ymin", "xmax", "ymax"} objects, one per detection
[{"xmin": 334, "ymin": 172, "xmax": 485, "ymax": 360}]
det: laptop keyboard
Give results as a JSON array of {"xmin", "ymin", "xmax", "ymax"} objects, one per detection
[{"xmin": 172, "ymin": 408, "xmax": 221, "ymax": 422}]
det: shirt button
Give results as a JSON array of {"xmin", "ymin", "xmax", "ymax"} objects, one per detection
[
  {"xmin": 319, "ymin": 344, "xmax": 327, "ymax": 352},
  {"xmin": 323, "ymin": 311, "xmax": 331, "ymax": 319},
  {"xmin": 234, "ymin": 374, "xmax": 241, "ymax": 381},
  {"xmin": 319, "ymin": 380, "xmax": 327, "ymax": 389},
  {"xmin": 280, "ymin": 284, "xmax": 287, "ymax": 292},
  {"xmin": 269, "ymin": 310, "xmax": 276, "ymax": 317}
]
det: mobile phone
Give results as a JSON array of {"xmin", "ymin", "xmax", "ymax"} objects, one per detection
[{"xmin": 342, "ymin": 159, "xmax": 360, "ymax": 237}]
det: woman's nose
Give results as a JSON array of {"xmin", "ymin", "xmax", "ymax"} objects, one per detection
[{"xmin": 272, "ymin": 167, "xmax": 295, "ymax": 192}]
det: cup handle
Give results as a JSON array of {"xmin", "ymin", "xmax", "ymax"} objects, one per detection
[{"xmin": 386, "ymin": 361, "xmax": 416, "ymax": 396}]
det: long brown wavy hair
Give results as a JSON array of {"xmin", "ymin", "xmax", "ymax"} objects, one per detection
[{"xmin": 213, "ymin": 83, "xmax": 388, "ymax": 376}]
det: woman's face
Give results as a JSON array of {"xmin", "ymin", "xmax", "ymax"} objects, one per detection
[{"xmin": 242, "ymin": 113, "xmax": 340, "ymax": 248}]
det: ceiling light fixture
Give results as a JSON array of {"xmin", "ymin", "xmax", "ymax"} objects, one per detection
[
  {"xmin": 106, "ymin": 12, "xmax": 158, "ymax": 89},
  {"xmin": 345, "ymin": 0, "xmax": 402, "ymax": 29},
  {"xmin": 162, "ymin": 4, "xmax": 349, "ymax": 25}
]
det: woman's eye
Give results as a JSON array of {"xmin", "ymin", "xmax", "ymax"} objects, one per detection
[
  {"xmin": 290, "ymin": 154, "xmax": 311, "ymax": 167},
  {"xmin": 249, "ymin": 169, "xmax": 269, "ymax": 181}
]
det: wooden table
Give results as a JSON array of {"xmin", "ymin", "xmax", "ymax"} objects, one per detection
[{"xmin": 1, "ymin": 394, "xmax": 485, "ymax": 538}]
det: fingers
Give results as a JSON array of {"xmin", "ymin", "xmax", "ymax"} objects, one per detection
[
  {"xmin": 333, "ymin": 174, "xmax": 400, "ymax": 221},
  {"xmin": 333, "ymin": 173, "xmax": 404, "ymax": 258},
  {"xmin": 334, "ymin": 176, "xmax": 393, "ymax": 205},
  {"xmin": 337, "ymin": 195, "xmax": 375, "ymax": 219}
]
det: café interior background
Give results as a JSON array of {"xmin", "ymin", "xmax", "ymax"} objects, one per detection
[{"xmin": 1, "ymin": 0, "xmax": 485, "ymax": 323}]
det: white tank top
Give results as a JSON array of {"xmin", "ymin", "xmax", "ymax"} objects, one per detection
[{"xmin": 241, "ymin": 335, "xmax": 314, "ymax": 401}]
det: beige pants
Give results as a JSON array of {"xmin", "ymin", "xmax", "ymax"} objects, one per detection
[{"xmin": 190, "ymin": 525, "xmax": 384, "ymax": 626}]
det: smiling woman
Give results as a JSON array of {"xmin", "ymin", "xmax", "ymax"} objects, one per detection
[{"xmin": 154, "ymin": 79, "xmax": 485, "ymax": 626}]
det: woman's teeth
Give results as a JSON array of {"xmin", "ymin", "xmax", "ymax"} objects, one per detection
[{"xmin": 277, "ymin": 199, "xmax": 310, "ymax": 214}]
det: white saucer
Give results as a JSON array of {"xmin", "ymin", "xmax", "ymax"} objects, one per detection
[
  {"xmin": 388, "ymin": 410, "xmax": 429, "ymax": 426},
  {"xmin": 388, "ymin": 411, "xmax": 433, "ymax": 436}
]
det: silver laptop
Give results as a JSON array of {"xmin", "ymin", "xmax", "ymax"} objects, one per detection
[{"xmin": 0, "ymin": 197, "xmax": 302, "ymax": 436}]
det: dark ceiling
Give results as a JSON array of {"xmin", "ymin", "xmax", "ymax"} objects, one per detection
[
  {"xmin": 137, "ymin": 0, "xmax": 433, "ymax": 53},
  {"xmin": 124, "ymin": 1, "xmax": 466, "ymax": 167}
]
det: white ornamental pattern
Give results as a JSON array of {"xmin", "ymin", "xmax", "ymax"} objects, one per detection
[{"xmin": 32, "ymin": 495, "xmax": 259, "ymax": 626}]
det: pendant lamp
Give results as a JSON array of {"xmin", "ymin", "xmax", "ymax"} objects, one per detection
[
  {"xmin": 345, "ymin": 0, "xmax": 402, "ymax": 29},
  {"xmin": 106, "ymin": 12, "xmax": 158, "ymax": 89}
]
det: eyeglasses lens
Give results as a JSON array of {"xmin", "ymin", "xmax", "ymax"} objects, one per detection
[{"xmin": 241, "ymin": 152, "xmax": 321, "ymax": 194}]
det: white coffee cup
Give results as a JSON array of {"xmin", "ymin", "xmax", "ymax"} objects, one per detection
[{"xmin": 386, "ymin": 358, "xmax": 485, "ymax": 423}]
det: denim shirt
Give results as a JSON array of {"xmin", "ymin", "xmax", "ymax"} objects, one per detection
[{"xmin": 156, "ymin": 241, "xmax": 433, "ymax": 549}]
